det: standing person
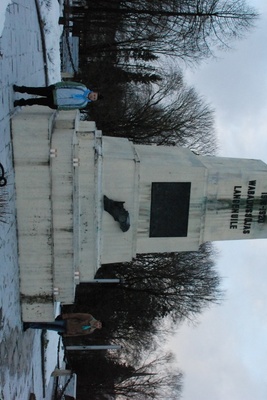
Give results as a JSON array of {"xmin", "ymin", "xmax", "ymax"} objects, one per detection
[
  {"xmin": 13, "ymin": 82, "xmax": 102, "ymax": 110},
  {"xmin": 23, "ymin": 313, "xmax": 103, "ymax": 337}
]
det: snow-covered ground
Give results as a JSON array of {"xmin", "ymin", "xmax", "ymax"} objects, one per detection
[
  {"xmin": 0, "ymin": 1, "xmax": 62, "ymax": 76},
  {"xmin": 0, "ymin": 1, "xmax": 69, "ymax": 399},
  {"xmin": 38, "ymin": 0, "xmax": 63, "ymax": 83}
]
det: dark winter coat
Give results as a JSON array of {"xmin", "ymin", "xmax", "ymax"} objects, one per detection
[{"xmin": 61, "ymin": 313, "xmax": 98, "ymax": 337}]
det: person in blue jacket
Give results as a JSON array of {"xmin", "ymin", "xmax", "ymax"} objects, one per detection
[{"xmin": 13, "ymin": 81, "xmax": 101, "ymax": 110}]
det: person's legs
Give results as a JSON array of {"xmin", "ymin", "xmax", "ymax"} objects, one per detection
[
  {"xmin": 14, "ymin": 94, "xmax": 57, "ymax": 109},
  {"xmin": 13, "ymin": 85, "xmax": 55, "ymax": 97},
  {"xmin": 24, "ymin": 320, "xmax": 66, "ymax": 332}
]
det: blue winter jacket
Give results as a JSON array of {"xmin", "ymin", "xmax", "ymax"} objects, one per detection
[{"xmin": 53, "ymin": 81, "xmax": 92, "ymax": 110}]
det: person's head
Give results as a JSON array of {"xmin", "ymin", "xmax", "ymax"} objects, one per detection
[
  {"xmin": 95, "ymin": 320, "xmax": 102, "ymax": 330},
  {"xmin": 88, "ymin": 91, "xmax": 99, "ymax": 102}
]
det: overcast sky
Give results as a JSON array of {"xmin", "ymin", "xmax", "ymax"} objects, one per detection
[{"xmin": 170, "ymin": 1, "xmax": 267, "ymax": 399}]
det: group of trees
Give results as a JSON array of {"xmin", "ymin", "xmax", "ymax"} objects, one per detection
[
  {"xmin": 73, "ymin": 0, "xmax": 257, "ymax": 63},
  {"xmin": 73, "ymin": 0, "xmax": 257, "ymax": 151},
  {"xmin": 70, "ymin": 352, "xmax": 182, "ymax": 399},
  {"xmin": 62, "ymin": 0, "xmax": 258, "ymax": 398},
  {"xmin": 65, "ymin": 245, "xmax": 222, "ymax": 398},
  {"xmin": 73, "ymin": 243, "xmax": 222, "ymax": 355}
]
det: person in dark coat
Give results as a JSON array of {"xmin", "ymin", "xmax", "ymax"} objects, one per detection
[{"xmin": 23, "ymin": 313, "xmax": 102, "ymax": 336}]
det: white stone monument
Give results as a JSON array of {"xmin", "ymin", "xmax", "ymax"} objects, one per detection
[{"xmin": 12, "ymin": 108, "xmax": 267, "ymax": 321}]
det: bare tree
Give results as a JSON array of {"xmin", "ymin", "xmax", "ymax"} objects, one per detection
[
  {"xmin": 72, "ymin": 243, "xmax": 222, "ymax": 362},
  {"xmin": 113, "ymin": 353, "xmax": 183, "ymax": 399},
  {"xmin": 73, "ymin": 351, "xmax": 183, "ymax": 399},
  {"xmin": 100, "ymin": 70, "xmax": 217, "ymax": 155},
  {"xmin": 109, "ymin": 243, "xmax": 223, "ymax": 324},
  {"xmin": 85, "ymin": 0, "xmax": 258, "ymax": 62}
]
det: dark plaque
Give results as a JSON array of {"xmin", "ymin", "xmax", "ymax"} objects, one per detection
[{"xmin": 150, "ymin": 182, "xmax": 191, "ymax": 237}]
